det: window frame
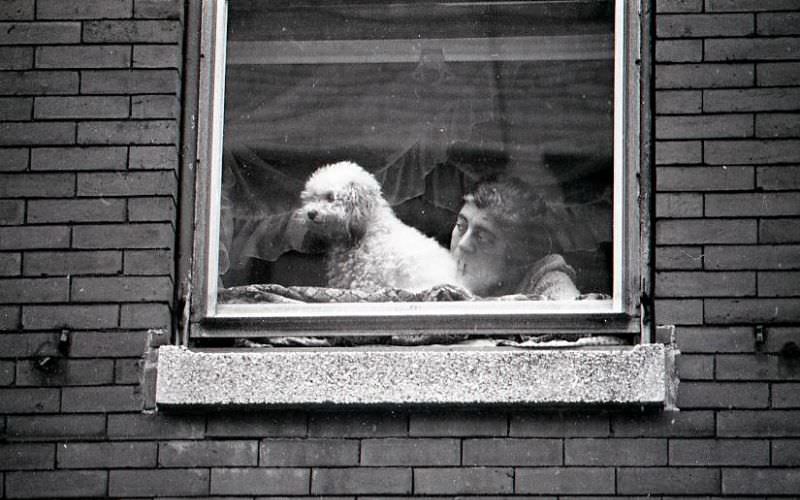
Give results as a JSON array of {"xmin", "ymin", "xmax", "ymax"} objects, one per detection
[{"xmin": 179, "ymin": 0, "xmax": 654, "ymax": 343}]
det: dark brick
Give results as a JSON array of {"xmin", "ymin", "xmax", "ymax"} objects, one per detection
[
  {"xmin": 706, "ymin": 192, "xmax": 800, "ymax": 217},
  {"xmin": 70, "ymin": 331, "xmax": 149, "ymax": 357},
  {"xmin": 212, "ymin": 468, "xmax": 310, "ymax": 496},
  {"xmin": 72, "ymin": 276, "xmax": 172, "ymax": 302},
  {"xmin": 656, "ymin": 114, "xmax": 752, "ymax": 139},
  {"xmin": 0, "ymin": 443, "xmax": 54, "ymax": 470},
  {"xmin": 58, "ymin": 442, "xmax": 157, "ymax": 468},
  {"xmin": 676, "ymin": 326, "xmax": 754, "ymax": 353},
  {"xmin": 110, "ymin": 469, "xmax": 209, "ymax": 497},
  {"xmin": 510, "ymin": 412, "xmax": 609, "ymax": 437},
  {"xmin": 0, "ymin": 200, "xmax": 24, "ymax": 225},
  {"xmin": 31, "ymin": 146, "xmax": 127, "ymax": 171},
  {"xmin": 617, "ymin": 467, "xmax": 720, "ymax": 495},
  {"xmin": 0, "ymin": 306, "xmax": 20, "ymax": 330},
  {"xmin": 28, "ymin": 198, "xmax": 127, "ymax": 223},
  {"xmin": 0, "ymin": 225, "xmax": 71, "ymax": 250},
  {"xmin": 655, "ymin": 298, "xmax": 704, "ymax": 325},
  {"xmin": 6, "ymin": 414, "xmax": 106, "ymax": 441},
  {"xmin": 657, "ymin": 13, "xmax": 753, "ymax": 37},
  {"xmin": 6, "ymin": 470, "xmax": 107, "ymax": 498},
  {"xmin": 207, "ymin": 412, "xmax": 307, "ymax": 437},
  {"xmin": 759, "ymin": 62, "xmax": 800, "ymax": 86},
  {"xmin": 114, "ymin": 358, "xmax": 141, "ymax": 383},
  {"xmin": 61, "ymin": 385, "xmax": 144, "ymax": 412},
  {"xmin": 0, "ymin": 97, "xmax": 32, "ymax": 120},
  {"xmin": 78, "ymin": 120, "xmax": 177, "ymax": 145},
  {"xmin": 16, "ymin": 358, "xmax": 114, "ymax": 386},
  {"xmin": 414, "ymin": 468, "xmax": 513, "ymax": 495},
  {"xmin": 0, "ymin": 47, "xmax": 32, "ymax": 70},
  {"xmin": 133, "ymin": 45, "xmax": 179, "ymax": 68},
  {"xmin": 160, "ymin": 440, "xmax": 258, "ymax": 467},
  {"xmin": 656, "ymin": 193, "xmax": 703, "ymax": 217},
  {"xmin": 567, "ymin": 438, "xmax": 667, "ymax": 466},
  {"xmin": 0, "ymin": 252, "xmax": 21, "ymax": 276},
  {"xmin": 719, "ymin": 410, "xmax": 800, "ymax": 437},
  {"xmin": 0, "ymin": 173, "xmax": 74, "ymax": 197},
  {"xmin": 129, "ymin": 145, "xmax": 178, "ymax": 169},
  {"xmin": 311, "ymin": 468, "xmax": 410, "ymax": 495},
  {"xmin": 0, "ymin": 122, "xmax": 75, "ymax": 146},
  {"xmin": 657, "ymin": 0, "xmax": 702, "ymax": 13},
  {"xmin": 657, "ymin": 166, "xmax": 754, "ymax": 192},
  {"xmin": 34, "ymin": 96, "xmax": 129, "ymax": 119},
  {"xmin": 22, "ymin": 304, "xmax": 119, "ymax": 329},
  {"xmin": 78, "ymin": 171, "xmax": 176, "ymax": 196},
  {"xmin": 0, "ymin": 71, "xmax": 78, "ymax": 95},
  {"xmin": 261, "ymin": 438, "xmax": 359, "ymax": 466},
  {"xmin": 108, "ymin": 413, "xmax": 205, "ymax": 439},
  {"xmin": 656, "ymin": 63, "xmax": 754, "ymax": 89},
  {"xmin": 120, "ymin": 303, "xmax": 171, "ymax": 329},
  {"xmin": 25, "ymin": 250, "xmax": 122, "ymax": 276},
  {"xmin": 705, "ymin": 88, "xmax": 800, "ymax": 112},
  {"xmin": 678, "ymin": 382, "xmax": 769, "ymax": 408},
  {"xmin": 677, "ymin": 353, "xmax": 714, "ymax": 379},
  {"xmin": 36, "ymin": 45, "xmax": 131, "ymax": 69},
  {"xmin": 759, "ymin": 12, "xmax": 800, "ymax": 35},
  {"xmin": 758, "ymin": 166, "xmax": 800, "ymax": 190},
  {"xmin": 463, "ymin": 438, "xmax": 560, "ymax": 466},
  {"xmin": 765, "ymin": 326, "xmax": 800, "ymax": 353},
  {"xmin": 773, "ymin": 383, "xmax": 800, "ymax": 408},
  {"xmin": 130, "ymin": 197, "xmax": 176, "ymax": 222},
  {"xmin": 717, "ymin": 354, "xmax": 800, "ymax": 380},
  {"xmin": 612, "ymin": 410, "xmax": 715, "ymax": 437},
  {"xmin": 706, "ymin": 298, "xmax": 800, "ymax": 323},
  {"xmin": 705, "ymin": 245, "xmax": 800, "ymax": 270},
  {"xmin": 37, "ymin": 0, "xmax": 132, "ymax": 19},
  {"xmin": 516, "ymin": 467, "xmax": 614, "ymax": 495},
  {"xmin": 73, "ymin": 223, "xmax": 174, "ymax": 249},
  {"xmin": 0, "ymin": 0, "xmax": 34, "ymax": 20},
  {"xmin": 656, "ymin": 90, "xmax": 702, "ymax": 114},
  {"xmin": 704, "ymin": 140, "xmax": 800, "ymax": 164},
  {"xmin": 656, "ymin": 39, "xmax": 702, "ymax": 62},
  {"xmin": 773, "ymin": 439, "xmax": 800, "ymax": 465},
  {"xmin": 656, "ymin": 246, "xmax": 703, "ymax": 270},
  {"xmin": 0, "ymin": 360, "xmax": 14, "ymax": 384},
  {"xmin": 707, "ymin": 37, "xmax": 800, "ymax": 61},
  {"xmin": 0, "ymin": 277, "xmax": 68, "ymax": 303},
  {"xmin": 135, "ymin": 0, "xmax": 182, "ymax": 19},
  {"xmin": 410, "ymin": 412, "xmax": 506, "ymax": 436},
  {"xmin": 0, "ymin": 332, "xmax": 59, "ymax": 357},
  {"xmin": 707, "ymin": 0, "xmax": 800, "ymax": 10},
  {"xmin": 656, "ymin": 219, "xmax": 757, "ymax": 244},
  {"xmin": 759, "ymin": 271, "xmax": 800, "ymax": 296},
  {"xmin": 656, "ymin": 140, "xmax": 702, "ymax": 164},
  {"xmin": 0, "ymin": 22, "xmax": 80, "ymax": 44},
  {"xmin": 0, "ymin": 388, "xmax": 60, "ymax": 413},
  {"xmin": 723, "ymin": 468, "xmax": 800, "ymax": 495},
  {"xmin": 132, "ymin": 94, "xmax": 178, "ymax": 119},
  {"xmin": 124, "ymin": 249, "xmax": 172, "ymax": 274},
  {"xmin": 0, "ymin": 148, "xmax": 28, "ymax": 171},
  {"xmin": 81, "ymin": 69, "xmax": 178, "ymax": 94},
  {"xmin": 84, "ymin": 20, "xmax": 181, "ymax": 43},
  {"xmin": 670, "ymin": 438, "xmax": 769, "ymax": 466},
  {"xmin": 757, "ymin": 113, "xmax": 800, "ymax": 138},
  {"xmin": 761, "ymin": 219, "xmax": 800, "ymax": 243},
  {"xmin": 655, "ymin": 271, "xmax": 755, "ymax": 297}
]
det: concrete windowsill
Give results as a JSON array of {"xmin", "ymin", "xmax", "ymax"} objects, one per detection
[{"xmin": 155, "ymin": 344, "xmax": 678, "ymax": 409}]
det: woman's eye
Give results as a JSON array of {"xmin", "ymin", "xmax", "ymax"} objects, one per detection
[{"xmin": 456, "ymin": 221, "xmax": 466, "ymax": 232}]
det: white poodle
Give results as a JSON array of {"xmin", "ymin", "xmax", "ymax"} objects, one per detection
[{"xmin": 299, "ymin": 161, "xmax": 460, "ymax": 292}]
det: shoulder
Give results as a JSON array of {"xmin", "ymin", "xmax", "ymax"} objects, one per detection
[{"xmin": 517, "ymin": 254, "xmax": 580, "ymax": 300}]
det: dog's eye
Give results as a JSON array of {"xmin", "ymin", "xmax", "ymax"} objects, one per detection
[{"xmin": 325, "ymin": 192, "xmax": 335, "ymax": 202}]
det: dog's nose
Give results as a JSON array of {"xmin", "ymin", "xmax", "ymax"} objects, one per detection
[{"xmin": 307, "ymin": 209, "xmax": 318, "ymax": 221}]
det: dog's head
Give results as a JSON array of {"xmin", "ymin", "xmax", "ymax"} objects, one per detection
[{"xmin": 300, "ymin": 161, "xmax": 384, "ymax": 244}]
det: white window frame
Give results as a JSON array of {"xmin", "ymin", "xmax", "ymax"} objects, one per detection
[{"xmin": 184, "ymin": 0, "xmax": 651, "ymax": 342}]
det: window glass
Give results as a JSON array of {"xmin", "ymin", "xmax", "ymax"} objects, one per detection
[{"xmin": 211, "ymin": 0, "xmax": 620, "ymax": 310}]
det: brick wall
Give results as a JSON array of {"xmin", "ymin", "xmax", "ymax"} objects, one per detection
[{"xmin": 1, "ymin": 0, "xmax": 799, "ymax": 497}]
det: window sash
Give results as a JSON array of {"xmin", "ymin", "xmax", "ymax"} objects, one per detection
[{"xmin": 187, "ymin": 0, "xmax": 649, "ymax": 340}]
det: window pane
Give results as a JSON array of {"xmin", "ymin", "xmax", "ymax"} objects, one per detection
[{"xmin": 217, "ymin": 0, "xmax": 615, "ymax": 301}]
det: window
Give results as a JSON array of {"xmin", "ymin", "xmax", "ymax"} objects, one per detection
[{"xmin": 184, "ymin": 0, "xmax": 651, "ymax": 342}]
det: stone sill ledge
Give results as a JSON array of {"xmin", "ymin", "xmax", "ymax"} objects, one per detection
[{"xmin": 156, "ymin": 344, "xmax": 677, "ymax": 409}]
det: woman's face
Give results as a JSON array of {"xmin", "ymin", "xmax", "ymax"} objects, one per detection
[{"xmin": 450, "ymin": 202, "xmax": 512, "ymax": 296}]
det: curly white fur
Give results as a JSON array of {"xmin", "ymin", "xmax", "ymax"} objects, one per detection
[{"xmin": 300, "ymin": 161, "xmax": 460, "ymax": 292}]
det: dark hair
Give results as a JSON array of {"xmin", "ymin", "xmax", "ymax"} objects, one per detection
[{"xmin": 465, "ymin": 177, "xmax": 559, "ymax": 263}]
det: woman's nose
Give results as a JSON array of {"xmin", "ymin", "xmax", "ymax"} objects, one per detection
[{"xmin": 457, "ymin": 233, "xmax": 475, "ymax": 253}]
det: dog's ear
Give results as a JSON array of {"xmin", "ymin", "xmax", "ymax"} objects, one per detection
[{"xmin": 344, "ymin": 180, "xmax": 377, "ymax": 242}]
